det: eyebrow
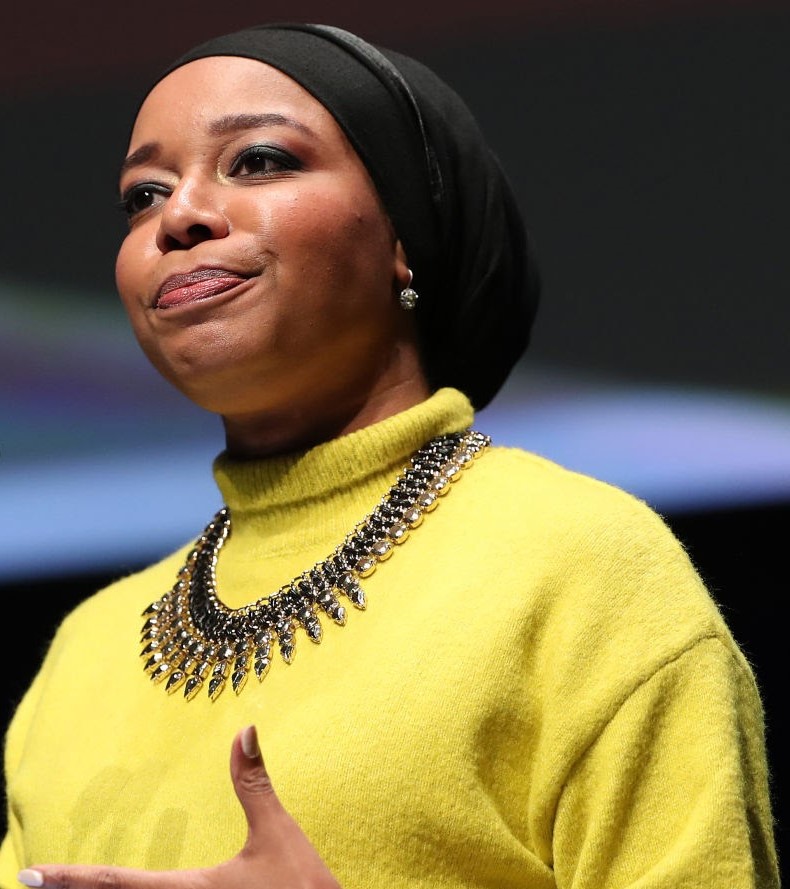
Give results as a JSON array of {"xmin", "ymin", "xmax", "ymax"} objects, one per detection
[
  {"xmin": 119, "ymin": 143, "xmax": 160, "ymax": 178},
  {"xmin": 208, "ymin": 112, "xmax": 314, "ymax": 138},
  {"xmin": 119, "ymin": 113, "xmax": 315, "ymax": 179}
]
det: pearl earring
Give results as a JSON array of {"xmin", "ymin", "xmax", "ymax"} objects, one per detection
[{"xmin": 398, "ymin": 269, "xmax": 419, "ymax": 310}]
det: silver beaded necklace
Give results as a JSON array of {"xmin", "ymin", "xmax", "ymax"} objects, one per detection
[{"xmin": 140, "ymin": 428, "xmax": 490, "ymax": 701}]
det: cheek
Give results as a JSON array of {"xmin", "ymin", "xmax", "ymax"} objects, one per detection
[
  {"xmin": 279, "ymin": 178, "xmax": 390, "ymax": 244},
  {"xmin": 114, "ymin": 246, "xmax": 132, "ymax": 304},
  {"xmin": 115, "ymin": 229, "xmax": 154, "ymax": 309},
  {"xmin": 113, "ymin": 236, "xmax": 160, "ymax": 353},
  {"xmin": 272, "ymin": 189, "xmax": 394, "ymax": 285}
]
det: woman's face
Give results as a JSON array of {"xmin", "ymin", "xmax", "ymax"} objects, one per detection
[{"xmin": 115, "ymin": 56, "xmax": 427, "ymax": 455}]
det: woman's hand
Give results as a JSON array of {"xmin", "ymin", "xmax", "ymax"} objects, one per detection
[{"xmin": 18, "ymin": 725, "xmax": 341, "ymax": 889}]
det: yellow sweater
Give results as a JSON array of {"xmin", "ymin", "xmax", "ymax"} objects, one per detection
[{"xmin": 1, "ymin": 388, "xmax": 779, "ymax": 888}]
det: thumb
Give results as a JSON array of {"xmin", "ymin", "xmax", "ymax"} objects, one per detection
[
  {"xmin": 228, "ymin": 725, "xmax": 340, "ymax": 885},
  {"xmin": 230, "ymin": 725, "xmax": 289, "ymax": 843}
]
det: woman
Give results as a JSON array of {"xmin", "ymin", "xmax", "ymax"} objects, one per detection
[{"xmin": 1, "ymin": 22, "xmax": 779, "ymax": 889}]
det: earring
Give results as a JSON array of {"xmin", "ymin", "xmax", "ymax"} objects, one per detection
[{"xmin": 399, "ymin": 269, "xmax": 419, "ymax": 310}]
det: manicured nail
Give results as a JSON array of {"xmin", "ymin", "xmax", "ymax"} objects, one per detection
[
  {"xmin": 18, "ymin": 870, "xmax": 44, "ymax": 887},
  {"xmin": 241, "ymin": 724, "xmax": 260, "ymax": 759}
]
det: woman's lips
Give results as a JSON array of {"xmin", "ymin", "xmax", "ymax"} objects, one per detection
[{"xmin": 156, "ymin": 269, "xmax": 249, "ymax": 308}]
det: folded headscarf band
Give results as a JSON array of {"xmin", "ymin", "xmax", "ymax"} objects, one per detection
[{"xmin": 142, "ymin": 22, "xmax": 541, "ymax": 409}]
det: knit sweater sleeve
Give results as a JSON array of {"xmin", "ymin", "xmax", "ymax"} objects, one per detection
[
  {"xmin": 551, "ymin": 636, "xmax": 779, "ymax": 888},
  {"xmin": 478, "ymin": 449, "xmax": 781, "ymax": 888},
  {"xmin": 0, "ymin": 740, "xmax": 24, "ymax": 888},
  {"xmin": 0, "ymin": 630, "xmax": 56, "ymax": 889}
]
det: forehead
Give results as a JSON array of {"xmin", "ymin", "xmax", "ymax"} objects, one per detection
[{"xmin": 131, "ymin": 55, "xmax": 336, "ymax": 142}]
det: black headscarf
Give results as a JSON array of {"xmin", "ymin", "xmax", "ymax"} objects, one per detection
[{"xmin": 149, "ymin": 23, "xmax": 540, "ymax": 410}]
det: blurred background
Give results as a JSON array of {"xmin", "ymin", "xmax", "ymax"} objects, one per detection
[{"xmin": 1, "ymin": 0, "xmax": 788, "ymax": 862}]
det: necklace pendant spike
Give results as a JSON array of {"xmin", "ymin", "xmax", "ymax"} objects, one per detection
[
  {"xmin": 150, "ymin": 662, "xmax": 172, "ymax": 683},
  {"xmin": 347, "ymin": 584, "xmax": 366, "ymax": 610},
  {"xmin": 254, "ymin": 652, "xmax": 272, "ymax": 679},
  {"xmin": 231, "ymin": 665, "xmax": 249, "ymax": 694},
  {"xmin": 208, "ymin": 662, "xmax": 228, "ymax": 700},
  {"xmin": 184, "ymin": 675, "xmax": 203, "ymax": 701},
  {"xmin": 165, "ymin": 670, "xmax": 186, "ymax": 694},
  {"xmin": 144, "ymin": 652, "xmax": 164, "ymax": 673},
  {"xmin": 208, "ymin": 676, "xmax": 226, "ymax": 701}
]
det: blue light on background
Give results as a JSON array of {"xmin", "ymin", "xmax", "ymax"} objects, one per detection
[{"xmin": 3, "ymin": 281, "xmax": 790, "ymax": 583}]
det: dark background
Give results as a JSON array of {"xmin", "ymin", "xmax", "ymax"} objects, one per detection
[{"xmin": 1, "ymin": 0, "xmax": 787, "ymax": 870}]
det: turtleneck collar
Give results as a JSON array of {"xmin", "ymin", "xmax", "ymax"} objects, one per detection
[{"xmin": 211, "ymin": 388, "xmax": 474, "ymax": 550}]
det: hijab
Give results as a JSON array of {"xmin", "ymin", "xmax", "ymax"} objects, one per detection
[{"xmin": 150, "ymin": 22, "xmax": 541, "ymax": 410}]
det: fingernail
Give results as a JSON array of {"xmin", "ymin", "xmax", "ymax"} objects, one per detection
[
  {"xmin": 18, "ymin": 870, "xmax": 44, "ymax": 887},
  {"xmin": 241, "ymin": 724, "xmax": 260, "ymax": 759}
]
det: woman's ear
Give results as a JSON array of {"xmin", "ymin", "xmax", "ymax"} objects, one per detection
[{"xmin": 393, "ymin": 240, "xmax": 411, "ymax": 290}]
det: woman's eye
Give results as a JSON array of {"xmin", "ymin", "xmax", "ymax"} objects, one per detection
[
  {"xmin": 117, "ymin": 184, "xmax": 169, "ymax": 219},
  {"xmin": 230, "ymin": 145, "xmax": 300, "ymax": 178}
]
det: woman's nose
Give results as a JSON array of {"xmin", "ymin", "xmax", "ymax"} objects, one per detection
[{"xmin": 155, "ymin": 176, "xmax": 230, "ymax": 252}]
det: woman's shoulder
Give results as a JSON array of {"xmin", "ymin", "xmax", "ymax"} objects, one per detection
[
  {"xmin": 466, "ymin": 444, "xmax": 751, "ymax": 706},
  {"xmin": 57, "ymin": 544, "xmax": 192, "ymax": 637},
  {"xmin": 482, "ymin": 441, "xmax": 644, "ymax": 497},
  {"xmin": 459, "ymin": 442, "xmax": 733, "ymax": 643},
  {"xmin": 469, "ymin": 443, "xmax": 679, "ymax": 547}
]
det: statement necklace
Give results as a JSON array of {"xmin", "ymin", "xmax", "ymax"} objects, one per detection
[{"xmin": 140, "ymin": 428, "xmax": 491, "ymax": 701}]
